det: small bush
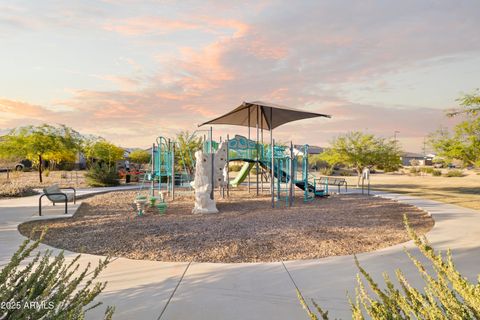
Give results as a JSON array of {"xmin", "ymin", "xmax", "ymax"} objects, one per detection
[
  {"xmin": 339, "ymin": 171, "xmax": 353, "ymax": 176},
  {"xmin": 299, "ymin": 216, "xmax": 480, "ymax": 319},
  {"xmin": 0, "ymin": 181, "xmax": 37, "ymax": 198},
  {"xmin": 85, "ymin": 164, "xmax": 120, "ymax": 187},
  {"xmin": 0, "ymin": 229, "xmax": 114, "ymax": 319},
  {"xmin": 432, "ymin": 169, "xmax": 442, "ymax": 176},
  {"xmin": 409, "ymin": 167, "xmax": 420, "ymax": 175},
  {"xmin": 43, "ymin": 169, "xmax": 50, "ymax": 177},
  {"xmin": 320, "ymin": 167, "xmax": 333, "ymax": 176},
  {"xmin": 444, "ymin": 169, "xmax": 464, "ymax": 177},
  {"xmin": 420, "ymin": 167, "xmax": 434, "ymax": 174}
]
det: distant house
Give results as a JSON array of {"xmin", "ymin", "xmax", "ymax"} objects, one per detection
[{"xmin": 401, "ymin": 152, "xmax": 432, "ymax": 166}]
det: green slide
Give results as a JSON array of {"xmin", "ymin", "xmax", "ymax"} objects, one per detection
[{"xmin": 230, "ymin": 162, "xmax": 254, "ymax": 187}]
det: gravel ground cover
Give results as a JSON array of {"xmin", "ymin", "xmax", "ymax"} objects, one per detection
[{"xmin": 19, "ymin": 189, "xmax": 434, "ymax": 263}]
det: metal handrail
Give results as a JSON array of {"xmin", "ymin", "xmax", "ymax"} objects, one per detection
[{"xmin": 39, "ymin": 193, "xmax": 67, "ymax": 216}]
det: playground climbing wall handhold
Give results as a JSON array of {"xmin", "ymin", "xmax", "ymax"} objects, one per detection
[{"xmin": 214, "ymin": 141, "xmax": 228, "ymax": 187}]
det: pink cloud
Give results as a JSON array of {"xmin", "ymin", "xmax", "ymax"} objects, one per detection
[{"xmin": 103, "ymin": 17, "xmax": 199, "ymax": 36}]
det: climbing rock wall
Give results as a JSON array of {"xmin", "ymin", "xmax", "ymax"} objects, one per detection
[
  {"xmin": 191, "ymin": 141, "xmax": 228, "ymax": 214},
  {"xmin": 192, "ymin": 150, "xmax": 218, "ymax": 214}
]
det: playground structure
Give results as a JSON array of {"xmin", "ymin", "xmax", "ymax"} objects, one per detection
[
  {"xmin": 135, "ymin": 101, "xmax": 333, "ymax": 214},
  {"xmin": 136, "ymin": 131, "xmax": 332, "ymax": 214}
]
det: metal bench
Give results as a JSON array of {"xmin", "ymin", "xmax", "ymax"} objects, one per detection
[
  {"xmin": 316, "ymin": 177, "xmax": 348, "ymax": 194},
  {"xmin": 39, "ymin": 184, "xmax": 76, "ymax": 216}
]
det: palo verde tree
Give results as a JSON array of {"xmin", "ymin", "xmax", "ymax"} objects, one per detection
[
  {"xmin": 320, "ymin": 131, "xmax": 402, "ymax": 186},
  {"xmin": 430, "ymin": 90, "xmax": 480, "ymax": 167},
  {"xmin": 0, "ymin": 124, "xmax": 83, "ymax": 183},
  {"xmin": 83, "ymin": 137, "xmax": 125, "ymax": 169},
  {"xmin": 175, "ymin": 131, "xmax": 203, "ymax": 175},
  {"xmin": 128, "ymin": 149, "xmax": 150, "ymax": 165}
]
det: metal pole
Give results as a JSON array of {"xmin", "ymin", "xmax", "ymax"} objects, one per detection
[
  {"xmin": 289, "ymin": 141, "xmax": 294, "ymax": 207},
  {"xmin": 172, "ymin": 143, "xmax": 175, "ymax": 200},
  {"xmin": 210, "ymin": 126, "xmax": 214, "ymax": 200},
  {"xmin": 167, "ymin": 139, "xmax": 171, "ymax": 197},
  {"xmin": 256, "ymin": 106, "xmax": 259, "ymax": 196},
  {"xmin": 151, "ymin": 143, "xmax": 155, "ymax": 197},
  {"xmin": 271, "ymin": 136, "xmax": 274, "ymax": 208},
  {"xmin": 226, "ymin": 134, "xmax": 230, "ymax": 198},
  {"xmin": 270, "ymin": 106, "xmax": 274, "ymax": 199},
  {"xmin": 260, "ymin": 109, "xmax": 264, "ymax": 193},
  {"xmin": 248, "ymin": 106, "xmax": 251, "ymax": 193}
]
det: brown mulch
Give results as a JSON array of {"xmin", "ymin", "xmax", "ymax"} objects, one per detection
[{"xmin": 18, "ymin": 189, "xmax": 434, "ymax": 263}]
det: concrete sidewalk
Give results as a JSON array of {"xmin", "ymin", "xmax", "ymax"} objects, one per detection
[{"xmin": 0, "ymin": 188, "xmax": 479, "ymax": 319}]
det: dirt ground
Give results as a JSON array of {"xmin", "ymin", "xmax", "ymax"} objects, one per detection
[
  {"xmin": 19, "ymin": 188, "xmax": 434, "ymax": 263},
  {"xmin": 0, "ymin": 170, "xmax": 89, "ymax": 189},
  {"xmin": 331, "ymin": 169, "xmax": 480, "ymax": 210}
]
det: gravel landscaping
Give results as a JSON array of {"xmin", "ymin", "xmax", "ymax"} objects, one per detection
[{"xmin": 19, "ymin": 189, "xmax": 434, "ymax": 263}]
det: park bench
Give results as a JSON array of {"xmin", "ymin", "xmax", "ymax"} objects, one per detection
[
  {"xmin": 39, "ymin": 184, "xmax": 76, "ymax": 216},
  {"xmin": 316, "ymin": 177, "xmax": 348, "ymax": 194}
]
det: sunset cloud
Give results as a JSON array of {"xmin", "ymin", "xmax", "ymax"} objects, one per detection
[{"xmin": 1, "ymin": 1, "xmax": 479, "ymax": 151}]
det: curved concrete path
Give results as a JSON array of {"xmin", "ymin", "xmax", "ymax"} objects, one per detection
[{"xmin": 0, "ymin": 188, "xmax": 479, "ymax": 319}]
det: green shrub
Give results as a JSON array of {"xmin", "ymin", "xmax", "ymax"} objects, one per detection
[
  {"xmin": 409, "ymin": 167, "xmax": 420, "ymax": 175},
  {"xmin": 432, "ymin": 169, "xmax": 442, "ymax": 176},
  {"xmin": 420, "ymin": 167, "xmax": 434, "ymax": 174},
  {"xmin": 85, "ymin": 164, "xmax": 120, "ymax": 187},
  {"xmin": 444, "ymin": 169, "xmax": 465, "ymax": 177},
  {"xmin": 0, "ymin": 229, "xmax": 114, "ymax": 319},
  {"xmin": 0, "ymin": 181, "xmax": 37, "ymax": 198},
  {"xmin": 299, "ymin": 216, "xmax": 480, "ymax": 320},
  {"xmin": 320, "ymin": 167, "xmax": 333, "ymax": 176}
]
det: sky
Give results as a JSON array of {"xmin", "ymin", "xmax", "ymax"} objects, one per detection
[{"xmin": 0, "ymin": 0, "xmax": 479, "ymax": 152}]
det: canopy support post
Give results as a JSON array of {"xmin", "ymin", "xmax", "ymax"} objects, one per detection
[
  {"xmin": 260, "ymin": 107, "xmax": 264, "ymax": 194},
  {"xmin": 270, "ymin": 107, "xmax": 274, "ymax": 208},
  {"xmin": 248, "ymin": 106, "xmax": 251, "ymax": 193},
  {"xmin": 290, "ymin": 141, "xmax": 294, "ymax": 207},
  {"xmin": 226, "ymin": 134, "xmax": 230, "ymax": 198},
  {"xmin": 209, "ymin": 126, "xmax": 214, "ymax": 200},
  {"xmin": 151, "ymin": 143, "xmax": 155, "ymax": 198},
  {"xmin": 256, "ymin": 106, "xmax": 259, "ymax": 196}
]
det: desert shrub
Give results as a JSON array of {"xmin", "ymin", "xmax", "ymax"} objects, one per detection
[
  {"xmin": 0, "ymin": 229, "xmax": 114, "ymax": 319},
  {"xmin": 299, "ymin": 216, "xmax": 480, "ymax": 320},
  {"xmin": 319, "ymin": 167, "xmax": 333, "ymax": 176},
  {"xmin": 339, "ymin": 171, "xmax": 353, "ymax": 176},
  {"xmin": 420, "ymin": 167, "xmax": 434, "ymax": 174},
  {"xmin": 409, "ymin": 167, "xmax": 420, "ymax": 175},
  {"xmin": 85, "ymin": 164, "xmax": 120, "ymax": 187},
  {"xmin": 444, "ymin": 169, "xmax": 464, "ymax": 177},
  {"xmin": 0, "ymin": 181, "xmax": 37, "ymax": 198},
  {"xmin": 229, "ymin": 164, "xmax": 243, "ymax": 172},
  {"xmin": 432, "ymin": 169, "xmax": 442, "ymax": 176}
]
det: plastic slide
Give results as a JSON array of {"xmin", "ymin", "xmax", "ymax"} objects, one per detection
[
  {"xmin": 257, "ymin": 161, "xmax": 325, "ymax": 197},
  {"xmin": 230, "ymin": 162, "xmax": 255, "ymax": 187}
]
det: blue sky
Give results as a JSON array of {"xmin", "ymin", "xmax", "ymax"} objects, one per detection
[{"xmin": 0, "ymin": 0, "xmax": 479, "ymax": 151}]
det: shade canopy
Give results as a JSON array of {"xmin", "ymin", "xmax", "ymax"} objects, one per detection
[{"xmin": 199, "ymin": 101, "xmax": 331, "ymax": 130}]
